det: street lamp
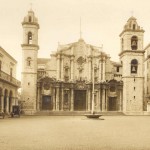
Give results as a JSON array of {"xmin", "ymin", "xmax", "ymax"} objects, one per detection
[
  {"xmin": 85, "ymin": 55, "xmax": 102, "ymax": 118},
  {"xmin": 91, "ymin": 61, "xmax": 95, "ymax": 114}
]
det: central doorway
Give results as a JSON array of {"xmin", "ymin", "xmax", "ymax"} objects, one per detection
[
  {"xmin": 108, "ymin": 97, "xmax": 117, "ymax": 111},
  {"xmin": 42, "ymin": 96, "xmax": 53, "ymax": 110},
  {"xmin": 74, "ymin": 90, "xmax": 86, "ymax": 111}
]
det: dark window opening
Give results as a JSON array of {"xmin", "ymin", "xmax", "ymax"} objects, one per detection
[
  {"xmin": 27, "ymin": 57, "xmax": 31, "ymax": 66},
  {"xmin": 110, "ymin": 85, "xmax": 116, "ymax": 92},
  {"xmin": 131, "ymin": 59, "xmax": 138, "ymax": 74},
  {"xmin": 116, "ymin": 66, "xmax": 119, "ymax": 72},
  {"xmin": 133, "ymin": 24, "xmax": 136, "ymax": 30},
  {"xmin": 28, "ymin": 32, "xmax": 32, "ymax": 44},
  {"xmin": 131, "ymin": 36, "xmax": 138, "ymax": 50},
  {"xmin": 29, "ymin": 16, "xmax": 32, "ymax": 22}
]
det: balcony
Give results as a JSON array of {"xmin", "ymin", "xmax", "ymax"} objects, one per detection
[{"xmin": 0, "ymin": 70, "xmax": 21, "ymax": 87}]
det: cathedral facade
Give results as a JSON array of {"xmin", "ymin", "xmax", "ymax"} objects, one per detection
[{"xmin": 21, "ymin": 9, "xmax": 150, "ymax": 115}]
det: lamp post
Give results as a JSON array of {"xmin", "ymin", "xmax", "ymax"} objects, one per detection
[
  {"xmin": 85, "ymin": 55, "xmax": 102, "ymax": 118},
  {"xmin": 91, "ymin": 60, "xmax": 95, "ymax": 114}
]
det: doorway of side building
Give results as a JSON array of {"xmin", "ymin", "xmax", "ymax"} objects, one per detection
[
  {"xmin": 108, "ymin": 97, "xmax": 117, "ymax": 111},
  {"xmin": 42, "ymin": 96, "xmax": 53, "ymax": 110},
  {"xmin": 74, "ymin": 90, "xmax": 86, "ymax": 111}
]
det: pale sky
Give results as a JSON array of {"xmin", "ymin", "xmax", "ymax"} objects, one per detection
[{"xmin": 0, "ymin": 0, "xmax": 150, "ymax": 80}]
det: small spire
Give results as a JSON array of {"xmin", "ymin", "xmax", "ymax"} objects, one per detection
[{"xmin": 131, "ymin": 10, "xmax": 134, "ymax": 17}]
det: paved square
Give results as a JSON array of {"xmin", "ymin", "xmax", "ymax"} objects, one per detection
[{"xmin": 0, "ymin": 116, "xmax": 150, "ymax": 150}]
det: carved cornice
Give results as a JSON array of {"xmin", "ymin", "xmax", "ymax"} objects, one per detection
[
  {"xmin": 21, "ymin": 44, "xmax": 39, "ymax": 50},
  {"xmin": 119, "ymin": 50, "xmax": 145, "ymax": 56},
  {"xmin": 22, "ymin": 22, "xmax": 40, "ymax": 29}
]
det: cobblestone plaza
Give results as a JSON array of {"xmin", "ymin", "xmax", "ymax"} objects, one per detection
[{"xmin": 0, "ymin": 116, "xmax": 150, "ymax": 150}]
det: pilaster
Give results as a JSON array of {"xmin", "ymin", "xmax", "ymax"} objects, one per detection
[
  {"xmin": 56, "ymin": 54, "xmax": 60, "ymax": 80},
  {"xmin": 70, "ymin": 88, "xmax": 74, "ymax": 111},
  {"xmin": 61, "ymin": 55, "xmax": 64, "ymax": 81},
  {"xmin": 52, "ymin": 88, "xmax": 56, "ymax": 111},
  {"xmin": 1, "ymin": 95, "xmax": 4, "ymax": 112},
  {"xmin": 56, "ymin": 87, "xmax": 60, "ymax": 111}
]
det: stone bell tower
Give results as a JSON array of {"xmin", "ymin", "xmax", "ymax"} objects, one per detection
[
  {"xmin": 21, "ymin": 9, "xmax": 39, "ymax": 114},
  {"xmin": 119, "ymin": 16, "xmax": 144, "ymax": 114}
]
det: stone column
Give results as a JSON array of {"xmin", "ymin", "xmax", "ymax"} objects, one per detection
[
  {"xmin": 70, "ymin": 88, "xmax": 74, "ymax": 111},
  {"xmin": 61, "ymin": 88, "xmax": 64, "ymax": 111},
  {"xmin": 6, "ymin": 96, "xmax": 9, "ymax": 113},
  {"xmin": 1, "ymin": 95, "xmax": 4, "ymax": 112},
  {"xmin": 97, "ymin": 89, "xmax": 100, "ymax": 111},
  {"xmin": 37, "ymin": 85, "xmax": 40, "ymax": 111},
  {"xmin": 53, "ymin": 88, "xmax": 56, "ymax": 111},
  {"xmin": 99, "ymin": 60, "xmax": 102, "ymax": 82},
  {"xmin": 88, "ymin": 57, "xmax": 92, "ymax": 81},
  {"xmin": 105, "ymin": 89, "xmax": 108, "ymax": 111},
  {"xmin": 70, "ymin": 56, "xmax": 74, "ymax": 81},
  {"xmin": 56, "ymin": 87, "xmax": 60, "ymax": 111},
  {"xmin": 61, "ymin": 55, "xmax": 64, "ymax": 81},
  {"xmin": 102, "ymin": 88, "xmax": 105, "ymax": 111},
  {"xmin": 119, "ymin": 90, "xmax": 122, "ymax": 111},
  {"xmin": 10, "ymin": 97, "xmax": 14, "ymax": 112},
  {"xmin": 88, "ymin": 89, "xmax": 91, "ymax": 111},
  {"xmin": 102, "ymin": 58, "xmax": 106, "ymax": 81},
  {"xmin": 56, "ymin": 54, "xmax": 60, "ymax": 80},
  {"xmin": 99, "ymin": 89, "xmax": 102, "ymax": 111}
]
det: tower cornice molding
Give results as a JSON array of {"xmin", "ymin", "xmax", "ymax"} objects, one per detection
[
  {"xmin": 21, "ymin": 44, "xmax": 39, "ymax": 50},
  {"xmin": 119, "ymin": 50, "xmax": 145, "ymax": 56},
  {"xmin": 22, "ymin": 22, "xmax": 40, "ymax": 29},
  {"xmin": 119, "ymin": 29, "xmax": 145, "ymax": 37}
]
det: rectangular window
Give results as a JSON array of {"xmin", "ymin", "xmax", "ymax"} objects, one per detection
[{"xmin": 116, "ymin": 66, "xmax": 119, "ymax": 72}]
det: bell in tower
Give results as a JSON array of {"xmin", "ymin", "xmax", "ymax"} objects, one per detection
[{"xmin": 131, "ymin": 36, "xmax": 138, "ymax": 50}]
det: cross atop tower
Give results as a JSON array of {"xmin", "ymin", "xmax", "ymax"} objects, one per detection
[
  {"xmin": 131, "ymin": 10, "xmax": 134, "ymax": 17},
  {"xmin": 30, "ymin": 3, "xmax": 33, "ymax": 11}
]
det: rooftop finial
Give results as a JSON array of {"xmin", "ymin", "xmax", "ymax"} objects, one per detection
[
  {"xmin": 131, "ymin": 10, "xmax": 134, "ymax": 17},
  {"xmin": 80, "ymin": 17, "xmax": 82, "ymax": 39}
]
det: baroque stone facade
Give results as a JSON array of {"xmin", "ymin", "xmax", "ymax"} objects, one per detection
[
  {"xmin": 21, "ymin": 9, "xmax": 150, "ymax": 114},
  {"xmin": 0, "ymin": 47, "xmax": 20, "ymax": 114}
]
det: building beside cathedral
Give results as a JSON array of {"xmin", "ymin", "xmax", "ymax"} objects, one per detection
[
  {"xmin": 21, "ymin": 9, "xmax": 150, "ymax": 115},
  {"xmin": 0, "ymin": 47, "xmax": 21, "ymax": 114}
]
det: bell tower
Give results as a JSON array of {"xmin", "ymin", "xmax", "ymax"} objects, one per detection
[
  {"xmin": 21, "ymin": 9, "xmax": 39, "ymax": 114},
  {"xmin": 119, "ymin": 16, "xmax": 144, "ymax": 114}
]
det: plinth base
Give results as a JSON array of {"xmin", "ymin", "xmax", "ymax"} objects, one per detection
[{"xmin": 85, "ymin": 114, "xmax": 102, "ymax": 119}]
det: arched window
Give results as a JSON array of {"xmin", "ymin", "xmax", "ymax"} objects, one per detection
[
  {"xmin": 110, "ymin": 85, "xmax": 116, "ymax": 92},
  {"xmin": 131, "ymin": 36, "xmax": 138, "ymax": 50},
  {"xmin": 29, "ymin": 16, "xmax": 32, "ymax": 22},
  {"xmin": 27, "ymin": 57, "xmax": 32, "ymax": 66},
  {"xmin": 133, "ymin": 24, "xmax": 136, "ymax": 30},
  {"xmin": 131, "ymin": 59, "xmax": 138, "ymax": 74},
  {"xmin": 28, "ymin": 32, "xmax": 32, "ymax": 44}
]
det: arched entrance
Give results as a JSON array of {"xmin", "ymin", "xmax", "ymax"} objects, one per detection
[
  {"xmin": 108, "ymin": 97, "xmax": 117, "ymax": 111},
  {"xmin": 74, "ymin": 90, "xmax": 86, "ymax": 111},
  {"xmin": 42, "ymin": 95, "xmax": 53, "ymax": 110}
]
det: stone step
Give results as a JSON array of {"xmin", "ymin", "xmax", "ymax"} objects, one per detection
[{"xmin": 34, "ymin": 111, "xmax": 125, "ymax": 116}]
